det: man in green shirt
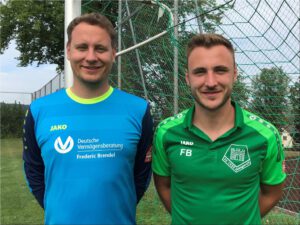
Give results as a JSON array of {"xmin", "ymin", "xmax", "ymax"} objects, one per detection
[{"xmin": 152, "ymin": 33, "xmax": 286, "ymax": 224}]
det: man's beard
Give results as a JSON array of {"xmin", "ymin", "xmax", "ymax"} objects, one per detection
[
  {"xmin": 191, "ymin": 88, "xmax": 232, "ymax": 112},
  {"xmin": 75, "ymin": 67, "xmax": 111, "ymax": 89}
]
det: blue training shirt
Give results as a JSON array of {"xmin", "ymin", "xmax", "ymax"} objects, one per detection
[{"xmin": 23, "ymin": 87, "xmax": 153, "ymax": 225}]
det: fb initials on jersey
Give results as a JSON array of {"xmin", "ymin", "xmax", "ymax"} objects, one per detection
[{"xmin": 180, "ymin": 148, "xmax": 192, "ymax": 157}]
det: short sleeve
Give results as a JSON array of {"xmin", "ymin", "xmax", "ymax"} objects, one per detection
[
  {"xmin": 260, "ymin": 129, "xmax": 286, "ymax": 185},
  {"xmin": 152, "ymin": 124, "xmax": 171, "ymax": 176}
]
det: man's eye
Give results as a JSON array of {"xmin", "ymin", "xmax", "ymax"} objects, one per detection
[
  {"xmin": 95, "ymin": 47, "xmax": 106, "ymax": 52},
  {"xmin": 193, "ymin": 69, "xmax": 206, "ymax": 76},
  {"xmin": 215, "ymin": 68, "xmax": 228, "ymax": 74},
  {"xmin": 77, "ymin": 46, "xmax": 87, "ymax": 51}
]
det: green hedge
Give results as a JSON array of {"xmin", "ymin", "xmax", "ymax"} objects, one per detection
[{"xmin": 0, "ymin": 102, "xmax": 28, "ymax": 138}]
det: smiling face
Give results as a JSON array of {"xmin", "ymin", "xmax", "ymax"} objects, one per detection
[
  {"xmin": 186, "ymin": 45, "xmax": 237, "ymax": 112},
  {"xmin": 67, "ymin": 22, "xmax": 116, "ymax": 89}
]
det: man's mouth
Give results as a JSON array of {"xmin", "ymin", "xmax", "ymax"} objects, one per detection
[
  {"xmin": 202, "ymin": 90, "xmax": 221, "ymax": 94},
  {"xmin": 81, "ymin": 65, "xmax": 101, "ymax": 69},
  {"xmin": 201, "ymin": 90, "xmax": 222, "ymax": 98}
]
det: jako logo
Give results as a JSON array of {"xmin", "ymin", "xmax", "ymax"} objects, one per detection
[
  {"xmin": 50, "ymin": 124, "xmax": 67, "ymax": 131},
  {"xmin": 54, "ymin": 136, "xmax": 74, "ymax": 154}
]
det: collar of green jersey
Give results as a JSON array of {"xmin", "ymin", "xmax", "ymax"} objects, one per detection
[
  {"xmin": 183, "ymin": 101, "xmax": 244, "ymax": 131},
  {"xmin": 66, "ymin": 86, "xmax": 113, "ymax": 104}
]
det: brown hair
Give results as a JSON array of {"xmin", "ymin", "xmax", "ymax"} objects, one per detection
[
  {"xmin": 67, "ymin": 13, "xmax": 117, "ymax": 48},
  {"xmin": 187, "ymin": 33, "xmax": 235, "ymax": 62}
]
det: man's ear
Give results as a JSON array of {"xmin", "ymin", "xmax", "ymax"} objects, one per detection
[
  {"xmin": 66, "ymin": 43, "xmax": 71, "ymax": 60},
  {"xmin": 112, "ymin": 48, "xmax": 117, "ymax": 62},
  {"xmin": 185, "ymin": 71, "xmax": 190, "ymax": 86},
  {"xmin": 234, "ymin": 66, "xmax": 238, "ymax": 82}
]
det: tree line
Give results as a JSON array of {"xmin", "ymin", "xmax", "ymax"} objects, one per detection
[
  {"xmin": 0, "ymin": 102, "xmax": 28, "ymax": 138},
  {"xmin": 232, "ymin": 68, "xmax": 300, "ymax": 145}
]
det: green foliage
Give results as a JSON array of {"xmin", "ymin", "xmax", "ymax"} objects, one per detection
[
  {"xmin": 289, "ymin": 76, "xmax": 300, "ymax": 144},
  {"xmin": 0, "ymin": 0, "xmax": 121, "ymax": 74},
  {"xmin": 0, "ymin": 102, "xmax": 27, "ymax": 138},
  {"xmin": 251, "ymin": 67, "xmax": 289, "ymax": 130},
  {"xmin": 0, "ymin": 0, "xmax": 64, "ymax": 73},
  {"xmin": 81, "ymin": 0, "xmax": 118, "ymax": 24},
  {"xmin": 232, "ymin": 72, "xmax": 250, "ymax": 108}
]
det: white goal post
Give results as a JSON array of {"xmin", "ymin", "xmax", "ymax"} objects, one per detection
[{"xmin": 64, "ymin": 0, "xmax": 81, "ymax": 88}]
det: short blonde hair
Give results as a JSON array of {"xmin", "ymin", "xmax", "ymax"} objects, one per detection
[
  {"xmin": 187, "ymin": 33, "xmax": 235, "ymax": 62},
  {"xmin": 67, "ymin": 13, "xmax": 117, "ymax": 49}
]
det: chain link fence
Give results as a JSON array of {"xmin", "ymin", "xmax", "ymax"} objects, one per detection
[
  {"xmin": 31, "ymin": 73, "xmax": 64, "ymax": 101},
  {"xmin": 31, "ymin": 0, "xmax": 299, "ymax": 223}
]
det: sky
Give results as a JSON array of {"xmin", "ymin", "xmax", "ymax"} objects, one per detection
[{"xmin": 0, "ymin": 41, "xmax": 57, "ymax": 105}]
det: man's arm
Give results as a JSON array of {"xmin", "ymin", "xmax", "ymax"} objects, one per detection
[
  {"xmin": 23, "ymin": 108, "xmax": 45, "ymax": 208},
  {"xmin": 153, "ymin": 173, "xmax": 171, "ymax": 213},
  {"xmin": 259, "ymin": 182, "xmax": 284, "ymax": 217},
  {"xmin": 134, "ymin": 104, "xmax": 153, "ymax": 203}
]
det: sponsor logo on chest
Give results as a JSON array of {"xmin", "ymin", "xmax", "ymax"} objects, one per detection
[
  {"xmin": 54, "ymin": 136, "xmax": 74, "ymax": 154},
  {"xmin": 50, "ymin": 128, "xmax": 123, "ymax": 161}
]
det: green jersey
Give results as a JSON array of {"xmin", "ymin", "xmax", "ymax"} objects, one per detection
[{"xmin": 152, "ymin": 102, "xmax": 286, "ymax": 225}]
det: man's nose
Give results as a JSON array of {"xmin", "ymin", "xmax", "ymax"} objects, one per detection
[
  {"xmin": 85, "ymin": 48, "xmax": 97, "ymax": 62},
  {"xmin": 204, "ymin": 72, "xmax": 217, "ymax": 87}
]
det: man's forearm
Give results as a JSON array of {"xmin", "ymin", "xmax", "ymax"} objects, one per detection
[
  {"xmin": 259, "ymin": 182, "xmax": 284, "ymax": 217},
  {"xmin": 259, "ymin": 193, "xmax": 279, "ymax": 217},
  {"xmin": 158, "ymin": 189, "xmax": 171, "ymax": 213},
  {"xmin": 153, "ymin": 174, "xmax": 171, "ymax": 213}
]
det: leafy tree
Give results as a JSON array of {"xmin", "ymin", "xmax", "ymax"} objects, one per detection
[
  {"xmin": 251, "ymin": 67, "xmax": 289, "ymax": 131},
  {"xmin": 289, "ymin": 76, "xmax": 300, "ymax": 144},
  {"xmin": 0, "ymin": 0, "xmax": 122, "ymax": 74},
  {"xmin": 0, "ymin": 0, "xmax": 65, "ymax": 73},
  {"xmin": 232, "ymin": 72, "xmax": 250, "ymax": 108},
  {"xmin": 0, "ymin": 102, "xmax": 27, "ymax": 138},
  {"xmin": 81, "ymin": 0, "xmax": 118, "ymax": 24},
  {"xmin": 0, "ymin": 0, "xmax": 119, "ymax": 73}
]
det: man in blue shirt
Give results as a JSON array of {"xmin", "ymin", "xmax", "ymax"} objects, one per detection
[{"xmin": 23, "ymin": 13, "xmax": 153, "ymax": 225}]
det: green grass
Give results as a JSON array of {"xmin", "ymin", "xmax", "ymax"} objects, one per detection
[
  {"xmin": 263, "ymin": 212, "xmax": 299, "ymax": 225},
  {"xmin": 1, "ymin": 139, "xmax": 298, "ymax": 225},
  {"xmin": 136, "ymin": 180, "xmax": 171, "ymax": 224},
  {"xmin": 1, "ymin": 138, "xmax": 43, "ymax": 224}
]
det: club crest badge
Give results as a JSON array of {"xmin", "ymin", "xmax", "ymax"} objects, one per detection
[{"xmin": 222, "ymin": 144, "xmax": 251, "ymax": 173}]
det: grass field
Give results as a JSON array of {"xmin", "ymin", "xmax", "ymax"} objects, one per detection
[
  {"xmin": 1, "ymin": 138, "xmax": 44, "ymax": 224},
  {"xmin": 1, "ymin": 139, "xmax": 299, "ymax": 224}
]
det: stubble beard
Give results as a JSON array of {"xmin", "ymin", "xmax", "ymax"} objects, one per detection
[
  {"xmin": 191, "ymin": 88, "xmax": 232, "ymax": 112},
  {"xmin": 75, "ymin": 66, "xmax": 111, "ymax": 89}
]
